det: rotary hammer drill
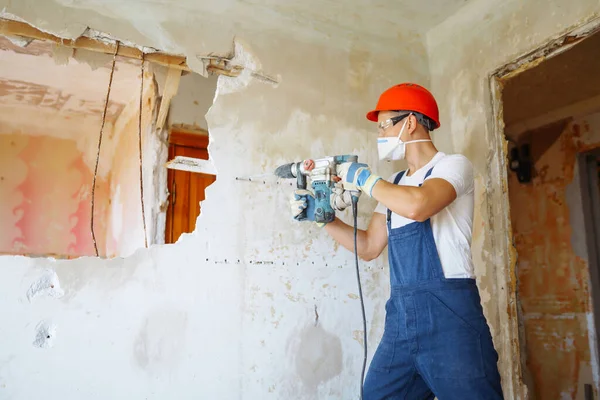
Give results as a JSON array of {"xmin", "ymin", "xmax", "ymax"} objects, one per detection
[{"xmin": 274, "ymin": 154, "xmax": 358, "ymax": 224}]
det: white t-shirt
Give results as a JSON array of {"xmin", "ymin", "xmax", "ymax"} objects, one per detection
[{"xmin": 374, "ymin": 152, "xmax": 475, "ymax": 279}]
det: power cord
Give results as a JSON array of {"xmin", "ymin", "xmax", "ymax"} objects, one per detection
[{"xmin": 351, "ymin": 195, "xmax": 367, "ymax": 399}]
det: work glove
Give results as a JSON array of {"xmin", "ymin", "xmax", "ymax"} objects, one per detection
[
  {"xmin": 289, "ymin": 189, "xmax": 327, "ymax": 227},
  {"xmin": 336, "ymin": 162, "xmax": 382, "ymax": 197},
  {"xmin": 330, "ymin": 182, "xmax": 361, "ymax": 211}
]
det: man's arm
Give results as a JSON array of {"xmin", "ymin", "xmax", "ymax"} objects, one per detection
[
  {"xmin": 370, "ymin": 178, "xmax": 457, "ymax": 222},
  {"xmin": 324, "ymin": 212, "xmax": 388, "ymax": 261},
  {"xmin": 339, "ymin": 157, "xmax": 472, "ymax": 223}
]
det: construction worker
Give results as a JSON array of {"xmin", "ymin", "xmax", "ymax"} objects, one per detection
[{"xmin": 290, "ymin": 83, "xmax": 503, "ymax": 399}]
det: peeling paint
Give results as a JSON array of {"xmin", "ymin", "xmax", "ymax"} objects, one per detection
[{"xmin": 509, "ymin": 115, "xmax": 600, "ymax": 399}]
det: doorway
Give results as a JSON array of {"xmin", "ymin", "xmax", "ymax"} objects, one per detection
[
  {"xmin": 499, "ymin": 28, "xmax": 600, "ymax": 399},
  {"xmin": 580, "ymin": 151, "xmax": 600, "ymax": 397},
  {"xmin": 164, "ymin": 128, "xmax": 216, "ymax": 243}
]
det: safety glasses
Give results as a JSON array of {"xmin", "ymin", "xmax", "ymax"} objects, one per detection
[{"xmin": 377, "ymin": 113, "xmax": 410, "ymax": 135}]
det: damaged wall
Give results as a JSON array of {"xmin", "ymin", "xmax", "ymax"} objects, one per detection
[
  {"xmin": 0, "ymin": 3, "xmax": 429, "ymax": 399},
  {"xmin": 509, "ymin": 112, "xmax": 600, "ymax": 399},
  {"xmin": 0, "ymin": 41, "xmax": 150, "ymax": 258},
  {"xmin": 426, "ymin": 0, "xmax": 600, "ymax": 398}
]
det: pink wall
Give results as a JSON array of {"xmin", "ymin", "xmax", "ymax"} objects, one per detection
[{"xmin": 0, "ymin": 134, "xmax": 110, "ymax": 258}]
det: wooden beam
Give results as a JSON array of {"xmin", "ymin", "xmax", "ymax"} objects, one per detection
[
  {"xmin": 0, "ymin": 18, "xmax": 190, "ymax": 71},
  {"xmin": 0, "ymin": 18, "xmax": 272, "ymax": 81},
  {"xmin": 156, "ymin": 66, "xmax": 182, "ymax": 131}
]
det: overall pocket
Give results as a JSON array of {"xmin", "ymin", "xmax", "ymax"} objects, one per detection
[{"xmin": 422, "ymin": 290, "xmax": 486, "ymax": 379}]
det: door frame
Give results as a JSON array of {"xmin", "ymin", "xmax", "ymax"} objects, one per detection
[
  {"xmin": 165, "ymin": 127, "xmax": 211, "ymax": 244},
  {"xmin": 486, "ymin": 17, "xmax": 600, "ymax": 398}
]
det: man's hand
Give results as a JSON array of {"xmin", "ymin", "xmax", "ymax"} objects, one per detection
[
  {"xmin": 330, "ymin": 182, "xmax": 361, "ymax": 211},
  {"xmin": 336, "ymin": 162, "xmax": 382, "ymax": 197},
  {"xmin": 289, "ymin": 189, "xmax": 326, "ymax": 227}
]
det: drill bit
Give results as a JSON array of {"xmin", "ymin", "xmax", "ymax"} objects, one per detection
[{"xmin": 234, "ymin": 172, "xmax": 275, "ymax": 182}]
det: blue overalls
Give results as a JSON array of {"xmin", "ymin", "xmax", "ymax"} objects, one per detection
[{"xmin": 363, "ymin": 168, "xmax": 504, "ymax": 400}]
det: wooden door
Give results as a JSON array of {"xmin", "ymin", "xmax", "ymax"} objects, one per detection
[{"xmin": 165, "ymin": 129, "xmax": 216, "ymax": 244}]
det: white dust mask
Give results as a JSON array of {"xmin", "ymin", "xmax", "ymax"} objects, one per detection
[{"xmin": 377, "ymin": 116, "xmax": 432, "ymax": 161}]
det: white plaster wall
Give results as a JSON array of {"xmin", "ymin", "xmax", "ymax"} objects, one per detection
[
  {"xmin": 426, "ymin": 0, "xmax": 600, "ymax": 397},
  {"xmin": 0, "ymin": 6, "xmax": 429, "ymax": 400},
  {"xmin": 169, "ymin": 72, "xmax": 217, "ymax": 131}
]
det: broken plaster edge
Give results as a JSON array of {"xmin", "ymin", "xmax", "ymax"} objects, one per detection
[
  {"xmin": 0, "ymin": 12, "xmax": 160, "ymax": 56},
  {"xmin": 83, "ymin": 28, "xmax": 159, "ymax": 55},
  {"xmin": 0, "ymin": 11, "xmax": 87, "ymax": 41},
  {"xmin": 0, "ymin": 17, "xmax": 278, "ymax": 265}
]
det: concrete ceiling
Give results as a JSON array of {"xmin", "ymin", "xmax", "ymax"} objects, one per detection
[
  {"xmin": 235, "ymin": 0, "xmax": 472, "ymax": 38},
  {"xmin": 1, "ymin": 0, "xmax": 472, "ymax": 60},
  {"xmin": 0, "ymin": 37, "xmax": 141, "ymax": 123}
]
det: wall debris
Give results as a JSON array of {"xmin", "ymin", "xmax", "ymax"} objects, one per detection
[
  {"xmin": 32, "ymin": 320, "xmax": 57, "ymax": 349},
  {"xmin": 27, "ymin": 269, "xmax": 64, "ymax": 302}
]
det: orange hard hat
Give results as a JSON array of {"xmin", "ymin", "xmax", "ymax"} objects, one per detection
[{"xmin": 366, "ymin": 83, "xmax": 440, "ymax": 129}]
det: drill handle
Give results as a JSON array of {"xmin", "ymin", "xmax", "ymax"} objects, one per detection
[{"xmin": 296, "ymin": 163, "xmax": 308, "ymax": 220}]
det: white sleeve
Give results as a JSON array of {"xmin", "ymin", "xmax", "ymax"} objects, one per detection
[
  {"xmin": 425, "ymin": 154, "xmax": 474, "ymax": 197},
  {"xmin": 374, "ymin": 172, "xmax": 402, "ymax": 214}
]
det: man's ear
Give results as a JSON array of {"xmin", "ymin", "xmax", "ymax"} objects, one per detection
[{"xmin": 407, "ymin": 114, "xmax": 418, "ymax": 135}]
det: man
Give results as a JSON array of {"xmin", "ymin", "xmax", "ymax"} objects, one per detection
[{"xmin": 290, "ymin": 83, "xmax": 503, "ymax": 399}]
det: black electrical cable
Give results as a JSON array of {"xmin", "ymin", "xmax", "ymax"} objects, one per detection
[{"xmin": 352, "ymin": 196, "xmax": 367, "ymax": 400}]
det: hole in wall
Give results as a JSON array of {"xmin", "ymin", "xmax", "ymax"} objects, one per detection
[{"xmin": 0, "ymin": 31, "xmax": 218, "ymax": 259}]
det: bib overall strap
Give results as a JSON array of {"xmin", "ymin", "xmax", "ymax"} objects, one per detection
[
  {"xmin": 386, "ymin": 171, "xmax": 406, "ymax": 231},
  {"xmin": 422, "ymin": 167, "xmax": 435, "ymax": 183},
  {"xmin": 386, "ymin": 167, "xmax": 435, "ymax": 231}
]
